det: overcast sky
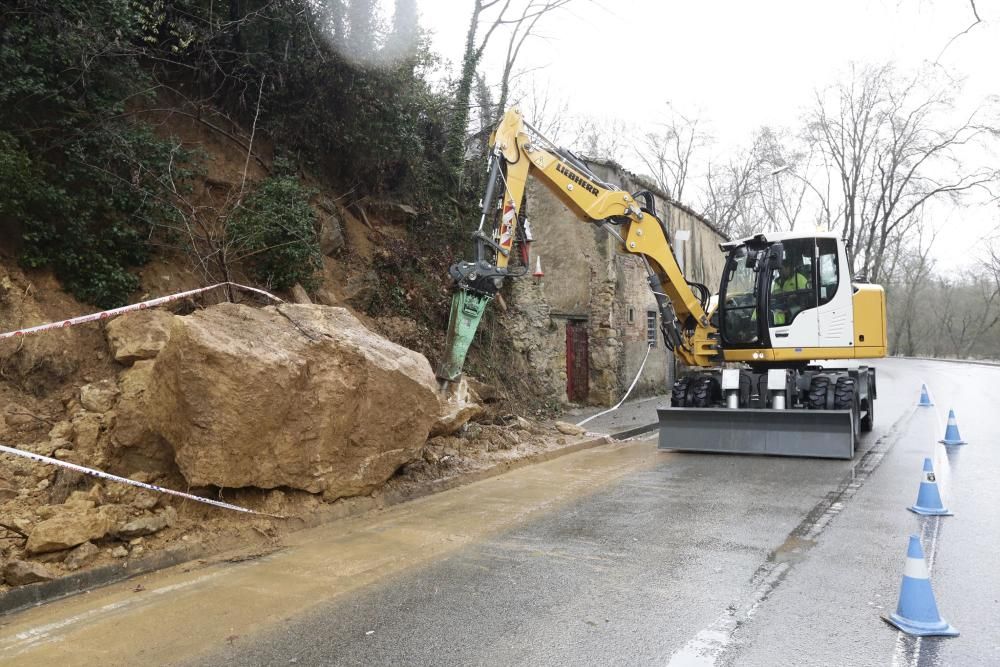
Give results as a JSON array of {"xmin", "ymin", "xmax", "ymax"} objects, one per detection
[{"xmin": 409, "ymin": 0, "xmax": 1000, "ymax": 269}]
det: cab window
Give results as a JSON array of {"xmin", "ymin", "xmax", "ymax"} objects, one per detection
[
  {"xmin": 817, "ymin": 238, "xmax": 839, "ymax": 306},
  {"xmin": 768, "ymin": 239, "xmax": 816, "ymax": 327},
  {"xmin": 721, "ymin": 247, "xmax": 760, "ymax": 346}
]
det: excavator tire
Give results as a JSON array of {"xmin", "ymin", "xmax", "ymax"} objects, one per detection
[
  {"xmin": 671, "ymin": 377, "xmax": 692, "ymax": 407},
  {"xmin": 860, "ymin": 376, "xmax": 875, "ymax": 432},
  {"xmin": 833, "ymin": 376, "xmax": 860, "ymax": 441},
  {"xmin": 807, "ymin": 375, "xmax": 831, "ymax": 410},
  {"xmin": 687, "ymin": 375, "xmax": 719, "ymax": 408},
  {"xmin": 832, "ymin": 376, "xmax": 855, "ymax": 409}
]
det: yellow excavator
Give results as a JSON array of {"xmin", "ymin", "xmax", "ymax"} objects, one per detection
[{"xmin": 437, "ymin": 109, "xmax": 887, "ymax": 458}]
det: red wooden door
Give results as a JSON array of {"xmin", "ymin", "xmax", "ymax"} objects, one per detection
[{"xmin": 566, "ymin": 320, "xmax": 589, "ymax": 402}]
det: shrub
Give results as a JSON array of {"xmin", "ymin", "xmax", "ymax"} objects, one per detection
[{"xmin": 229, "ymin": 170, "xmax": 322, "ymax": 291}]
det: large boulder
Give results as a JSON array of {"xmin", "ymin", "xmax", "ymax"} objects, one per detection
[
  {"xmin": 146, "ymin": 303, "xmax": 439, "ymax": 496},
  {"xmin": 105, "ymin": 309, "xmax": 174, "ymax": 364}
]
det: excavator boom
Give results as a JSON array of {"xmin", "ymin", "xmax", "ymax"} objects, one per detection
[{"xmin": 437, "ymin": 109, "xmax": 718, "ymax": 382}]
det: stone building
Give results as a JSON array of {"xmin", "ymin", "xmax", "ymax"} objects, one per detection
[{"xmin": 505, "ymin": 159, "xmax": 727, "ymax": 406}]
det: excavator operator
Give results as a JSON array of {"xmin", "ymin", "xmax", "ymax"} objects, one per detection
[{"xmin": 770, "ymin": 259, "xmax": 811, "ymax": 326}]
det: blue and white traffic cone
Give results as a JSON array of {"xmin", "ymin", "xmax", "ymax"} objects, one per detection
[
  {"xmin": 938, "ymin": 409, "xmax": 967, "ymax": 445},
  {"xmin": 918, "ymin": 384, "xmax": 933, "ymax": 407},
  {"xmin": 908, "ymin": 457, "xmax": 952, "ymax": 516},
  {"xmin": 883, "ymin": 535, "xmax": 959, "ymax": 637}
]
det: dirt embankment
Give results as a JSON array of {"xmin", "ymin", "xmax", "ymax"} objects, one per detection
[
  {"xmin": 0, "ymin": 98, "xmax": 574, "ymax": 595},
  {"xmin": 0, "ymin": 267, "xmax": 585, "ymax": 593}
]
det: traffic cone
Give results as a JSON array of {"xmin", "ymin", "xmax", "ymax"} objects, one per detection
[
  {"xmin": 918, "ymin": 384, "xmax": 933, "ymax": 407},
  {"xmin": 532, "ymin": 256, "xmax": 544, "ymax": 278},
  {"xmin": 938, "ymin": 409, "xmax": 967, "ymax": 445},
  {"xmin": 883, "ymin": 535, "xmax": 959, "ymax": 637},
  {"xmin": 908, "ymin": 457, "xmax": 952, "ymax": 516}
]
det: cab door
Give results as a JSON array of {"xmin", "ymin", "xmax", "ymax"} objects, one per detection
[
  {"xmin": 767, "ymin": 238, "xmax": 819, "ymax": 349},
  {"xmin": 816, "ymin": 237, "xmax": 854, "ymax": 347}
]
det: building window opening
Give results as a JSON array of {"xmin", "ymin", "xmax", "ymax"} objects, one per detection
[
  {"xmin": 627, "ymin": 306, "xmax": 635, "ymax": 324},
  {"xmin": 646, "ymin": 310, "xmax": 657, "ymax": 347}
]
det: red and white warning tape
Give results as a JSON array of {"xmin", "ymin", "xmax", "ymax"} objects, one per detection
[
  {"xmin": 0, "ymin": 282, "xmax": 282, "ymax": 341},
  {"xmin": 0, "ymin": 444, "xmax": 286, "ymax": 519}
]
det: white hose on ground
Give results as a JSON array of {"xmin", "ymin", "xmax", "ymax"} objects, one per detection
[{"xmin": 575, "ymin": 343, "xmax": 654, "ymax": 428}]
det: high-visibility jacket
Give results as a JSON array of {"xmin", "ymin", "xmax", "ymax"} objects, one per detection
[
  {"xmin": 772, "ymin": 271, "xmax": 809, "ymax": 325},
  {"xmin": 774, "ymin": 271, "xmax": 809, "ymax": 294}
]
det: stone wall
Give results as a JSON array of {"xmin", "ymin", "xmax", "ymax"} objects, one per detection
[{"xmin": 506, "ymin": 158, "xmax": 727, "ymax": 406}]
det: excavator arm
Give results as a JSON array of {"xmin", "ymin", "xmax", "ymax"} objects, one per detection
[{"xmin": 437, "ymin": 108, "xmax": 719, "ymax": 382}]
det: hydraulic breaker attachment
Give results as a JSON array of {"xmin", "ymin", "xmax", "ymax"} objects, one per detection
[
  {"xmin": 436, "ymin": 288, "xmax": 491, "ymax": 382},
  {"xmin": 657, "ymin": 407, "xmax": 856, "ymax": 459}
]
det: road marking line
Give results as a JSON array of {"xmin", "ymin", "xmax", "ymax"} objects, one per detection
[
  {"xmin": 667, "ymin": 563, "xmax": 790, "ymax": 666},
  {"xmin": 1, "ymin": 573, "xmax": 220, "ymax": 655}
]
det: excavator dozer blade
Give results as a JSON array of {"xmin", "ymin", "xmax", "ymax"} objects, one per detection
[
  {"xmin": 657, "ymin": 407, "xmax": 855, "ymax": 459},
  {"xmin": 436, "ymin": 289, "xmax": 492, "ymax": 382}
]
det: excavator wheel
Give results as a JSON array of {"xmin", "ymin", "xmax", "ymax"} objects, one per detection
[
  {"xmin": 671, "ymin": 377, "xmax": 692, "ymax": 407},
  {"xmin": 833, "ymin": 377, "xmax": 860, "ymax": 441},
  {"xmin": 832, "ymin": 376, "xmax": 855, "ymax": 410},
  {"xmin": 860, "ymin": 376, "xmax": 875, "ymax": 432},
  {"xmin": 806, "ymin": 375, "xmax": 831, "ymax": 410},
  {"xmin": 686, "ymin": 375, "xmax": 720, "ymax": 408}
]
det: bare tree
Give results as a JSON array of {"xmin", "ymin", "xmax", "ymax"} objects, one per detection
[
  {"xmin": 636, "ymin": 105, "xmax": 706, "ymax": 201},
  {"xmin": 754, "ymin": 127, "xmax": 825, "ymax": 232},
  {"xmin": 806, "ymin": 64, "xmax": 997, "ymax": 283},
  {"xmin": 495, "ymin": 1, "xmax": 574, "ymax": 114},
  {"xmin": 510, "ymin": 76, "xmax": 571, "ymax": 138},
  {"xmin": 695, "ymin": 126, "xmax": 836, "ymax": 238},
  {"xmin": 699, "ymin": 133, "xmax": 768, "ymax": 238},
  {"xmin": 937, "ymin": 0, "xmax": 984, "ymax": 62},
  {"xmin": 446, "ymin": 0, "xmax": 575, "ymax": 183},
  {"xmin": 886, "ymin": 222, "xmax": 937, "ymax": 355},
  {"xmin": 572, "ymin": 116, "xmax": 631, "ymax": 164},
  {"xmin": 938, "ymin": 267, "xmax": 1000, "ymax": 357}
]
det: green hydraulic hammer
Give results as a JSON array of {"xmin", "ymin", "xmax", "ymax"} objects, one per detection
[{"xmin": 436, "ymin": 289, "xmax": 492, "ymax": 382}]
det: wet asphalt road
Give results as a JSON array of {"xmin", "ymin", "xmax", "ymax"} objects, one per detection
[{"xmin": 189, "ymin": 358, "xmax": 1000, "ymax": 667}]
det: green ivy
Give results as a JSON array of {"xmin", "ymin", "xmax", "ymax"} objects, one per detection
[{"xmin": 0, "ymin": 0, "xmax": 186, "ymax": 308}]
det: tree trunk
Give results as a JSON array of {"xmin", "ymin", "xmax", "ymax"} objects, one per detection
[{"xmin": 445, "ymin": 4, "xmax": 484, "ymax": 188}]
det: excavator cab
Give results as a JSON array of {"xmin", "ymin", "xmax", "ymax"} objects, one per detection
[{"xmin": 716, "ymin": 232, "xmax": 859, "ymax": 359}]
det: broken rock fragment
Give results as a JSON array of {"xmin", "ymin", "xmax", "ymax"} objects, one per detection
[
  {"xmin": 116, "ymin": 507, "xmax": 177, "ymax": 539},
  {"xmin": 25, "ymin": 507, "xmax": 116, "ymax": 554},
  {"xmin": 432, "ymin": 377, "xmax": 485, "ymax": 437},
  {"xmin": 79, "ymin": 380, "xmax": 119, "ymax": 413},
  {"xmin": 105, "ymin": 309, "xmax": 174, "ymax": 364},
  {"xmin": 64, "ymin": 541, "xmax": 100, "ymax": 571},
  {"xmin": 555, "ymin": 421, "xmax": 586, "ymax": 436},
  {"xmin": 3, "ymin": 559, "xmax": 56, "ymax": 586}
]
